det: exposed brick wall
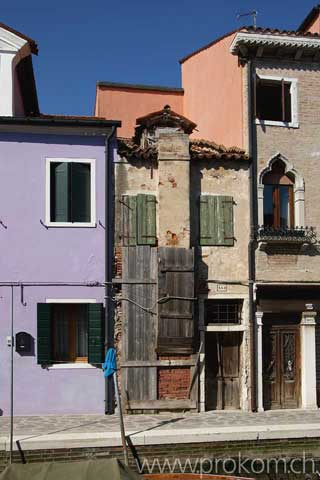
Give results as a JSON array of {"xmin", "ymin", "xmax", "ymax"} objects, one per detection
[
  {"xmin": 113, "ymin": 246, "xmax": 122, "ymax": 278},
  {"xmin": 158, "ymin": 356, "xmax": 191, "ymax": 399}
]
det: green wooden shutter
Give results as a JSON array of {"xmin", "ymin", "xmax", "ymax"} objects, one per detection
[
  {"xmin": 71, "ymin": 162, "xmax": 91, "ymax": 223},
  {"xmin": 200, "ymin": 195, "xmax": 234, "ymax": 246},
  {"xmin": 137, "ymin": 194, "xmax": 156, "ymax": 245},
  {"xmin": 222, "ymin": 195, "xmax": 234, "ymax": 246},
  {"xmin": 88, "ymin": 303, "xmax": 104, "ymax": 364},
  {"xmin": 121, "ymin": 195, "xmax": 137, "ymax": 245},
  {"xmin": 37, "ymin": 303, "xmax": 52, "ymax": 364},
  {"xmin": 51, "ymin": 162, "xmax": 69, "ymax": 222}
]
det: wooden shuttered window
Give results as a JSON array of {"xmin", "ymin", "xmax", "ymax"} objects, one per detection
[
  {"xmin": 37, "ymin": 303, "xmax": 104, "ymax": 365},
  {"xmin": 121, "ymin": 194, "xmax": 156, "ymax": 246},
  {"xmin": 200, "ymin": 195, "xmax": 234, "ymax": 246},
  {"xmin": 37, "ymin": 303, "xmax": 52, "ymax": 364},
  {"xmin": 157, "ymin": 248, "xmax": 195, "ymax": 355},
  {"xmin": 50, "ymin": 162, "xmax": 91, "ymax": 223},
  {"xmin": 87, "ymin": 303, "xmax": 105, "ymax": 364}
]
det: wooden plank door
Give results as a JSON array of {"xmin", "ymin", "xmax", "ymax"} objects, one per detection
[
  {"xmin": 121, "ymin": 246, "xmax": 158, "ymax": 411},
  {"xmin": 263, "ymin": 325, "xmax": 300, "ymax": 409},
  {"xmin": 205, "ymin": 332, "xmax": 241, "ymax": 410},
  {"xmin": 157, "ymin": 247, "xmax": 195, "ymax": 355}
]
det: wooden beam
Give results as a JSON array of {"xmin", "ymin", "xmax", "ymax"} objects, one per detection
[
  {"xmin": 276, "ymin": 47, "xmax": 285, "ymax": 57},
  {"xmin": 239, "ymin": 45, "xmax": 248, "ymax": 57},
  {"xmin": 313, "ymin": 51, "xmax": 320, "ymax": 62},
  {"xmin": 127, "ymin": 399, "xmax": 197, "ymax": 410},
  {"xmin": 121, "ymin": 359, "xmax": 196, "ymax": 367},
  {"xmin": 112, "ymin": 278, "xmax": 157, "ymax": 284},
  {"xmin": 256, "ymin": 46, "xmax": 264, "ymax": 58}
]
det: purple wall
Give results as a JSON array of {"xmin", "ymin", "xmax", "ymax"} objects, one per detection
[{"xmin": 0, "ymin": 133, "xmax": 108, "ymax": 415}]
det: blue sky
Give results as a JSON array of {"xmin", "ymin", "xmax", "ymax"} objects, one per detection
[{"xmin": 2, "ymin": 1, "xmax": 317, "ymax": 116}]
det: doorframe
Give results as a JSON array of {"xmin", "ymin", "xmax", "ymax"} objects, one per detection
[
  {"xmin": 263, "ymin": 323, "xmax": 301, "ymax": 410},
  {"xmin": 199, "ymin": 295, "xmax": 250, "ymax": 412}
]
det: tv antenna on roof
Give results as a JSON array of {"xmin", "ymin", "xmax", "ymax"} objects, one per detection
[{"xmin": 237, "ymin": 10, "xmax": 258, "ymax": 29}]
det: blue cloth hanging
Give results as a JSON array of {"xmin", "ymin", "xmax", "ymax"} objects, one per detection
[{"xmin": 102, "ymin": 347, "xmax": 117, "ymax": 378}]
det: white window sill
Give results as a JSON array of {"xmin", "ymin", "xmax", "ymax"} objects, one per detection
[
  {"xmin": 48, "ymin": 363, "xmax": 99, "ymax": 370},
  {"xmin": 255, "ymin": 119, "xmax": 299, "ymax": 129},
  {"xmin": 44, "ymin": 221, "xmax": 96, "ymax": 228}
]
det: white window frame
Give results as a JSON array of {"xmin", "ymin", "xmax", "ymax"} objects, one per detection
[
  {"xmin": 258, "ymin": 153, "xmax": 305, "ymax": 228},
  {"xmin": 45, "ymin": 298, "xmax": 98, "ymax": 370},
  {"xmin": 255, "ymin": 75, "xmax": 299, "ymax": 129},
  {"xmin": 45, "ymin": 157, "xmax": 96, "ymax": 227}
]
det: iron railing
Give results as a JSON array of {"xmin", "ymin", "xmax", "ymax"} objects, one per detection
[{"xmin": 255, "ymin": 226, "xmax": 317, "ymax": 244}]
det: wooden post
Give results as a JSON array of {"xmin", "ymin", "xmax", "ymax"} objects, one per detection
[{"xmin": 113, "ymin": 372, "xmax": 129, "ymax": 466}]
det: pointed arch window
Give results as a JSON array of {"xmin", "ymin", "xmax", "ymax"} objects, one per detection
[{"xmin": 263, "ymin": 160, "xmax": 294, "ymax": 228}]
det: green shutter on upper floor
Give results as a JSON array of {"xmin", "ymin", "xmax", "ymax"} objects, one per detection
[
  {"xmin": 50, "ymin": 162, "xmax": 69, "ymax": 222},
  {"xmin": 200, "ymin": 195, "xmax": 234, "ymax": 246},
  {"xmin": 137, "ymin": 194, "xmax": 157, "ymax": 245},
  {"xmin": 71, "ymin": 162, "xmax": 91, "ymax": 223},
  {"xmin": 37, "ymin": 303, "xmax": 52, "ymax": 365},
  {"xmin": 121, "ymin": 195, "xmax": 137, "ymax": 245},
  {"xmin": 88, "ymin": 303, "xmax": 105, "ymax": 364}
]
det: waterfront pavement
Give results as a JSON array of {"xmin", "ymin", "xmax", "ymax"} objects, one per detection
[{"xmin": 0, "ymin": 410, "xmax": 320, "ymax": 451}]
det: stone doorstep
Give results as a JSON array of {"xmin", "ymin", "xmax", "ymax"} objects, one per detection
[{"xmin": 2, "ymin": 423, "xmax": 320, "ymax": 451}]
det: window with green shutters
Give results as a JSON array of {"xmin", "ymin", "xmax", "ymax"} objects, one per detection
[
  {"xmin": 37, "ymin": 302, "xmax": 104, "ymax": 365},
  {"xmin": 200, "ymin": 195, "xmax": 234, "ymax": 246},
  {"xmin": 48, "ymin": 159, "xmax": 93, "ymax": 225},
  {"xmin": 121, "ymin": 194, "xmax": 157, "ymax": 246}
]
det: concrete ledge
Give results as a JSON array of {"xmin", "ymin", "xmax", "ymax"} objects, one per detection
[{"xmin": 3, "ymin": 422, "xmax": 320, "ymax": 451}]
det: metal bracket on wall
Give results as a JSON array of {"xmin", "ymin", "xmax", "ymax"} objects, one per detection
[
  {"xmin": 20, "ymin": 285, "xmax": 27, "ymax": 306},
  {"xmin": 39, "ymin": 219, "xmax": 49, "ymax": 230}
]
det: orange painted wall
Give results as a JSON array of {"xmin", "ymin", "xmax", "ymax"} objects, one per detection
[
  {"xmin": 181, "ymin": 32, "xmax": 243, "ymax": 148},
  {"xmin": 95, "ymin": 86, "xmax": 184, "ymax": 138}
]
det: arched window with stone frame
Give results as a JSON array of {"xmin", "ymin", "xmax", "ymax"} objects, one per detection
[{"xmin": 258, "ymin": 154, "xmax": 305, "ymax": 229}]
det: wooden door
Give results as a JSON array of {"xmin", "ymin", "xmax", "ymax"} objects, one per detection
[
  {"xmin": 205, "ymin": 332, "xmax": 241, "ymax": 410},
  {"xmin": 263, "ymin": 325, "xmax": 300, "ymax": 410}
]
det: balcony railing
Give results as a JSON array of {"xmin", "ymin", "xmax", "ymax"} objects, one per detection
[{"xmin": 255, "ymin": 226, "xmax": 317, "ymax": 244}]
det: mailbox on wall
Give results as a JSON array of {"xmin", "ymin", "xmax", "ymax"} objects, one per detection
[{"xmin": 15, "ymin": 332, "xmax": 32, "ymax": 354}]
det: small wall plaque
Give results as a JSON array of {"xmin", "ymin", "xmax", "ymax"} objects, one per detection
[{"xmin": 217, "ymin": 284, "xmax": 227, "ymax": 293}]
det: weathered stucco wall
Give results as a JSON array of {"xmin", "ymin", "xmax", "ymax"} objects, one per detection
[
  {"xmin": 0, "ymin": 133, "xmax": 107, "ymax": 415},
  {"xmin": 181, "ymin": 32, "xmax": 244, "ymax": 148},
  {"xmin": 158, "ymin": 133, "xmax": 190, "ymax": 248},
  {"xmin": 190, "ymin": 160, "xmax": 250, "ymax": 291},
  {"xmin": 254, "ymin": 60, "xmax": 320, "ymax": 282}
]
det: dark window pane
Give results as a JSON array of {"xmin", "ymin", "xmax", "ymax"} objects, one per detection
[
  {"xmin": 71, "ymin": 163, "xmax": 91, "ymax": 223},
  {"xmin": 279, "ymin": 185, "xmax": 291, "ymax": 228},
  {"xmin": 284, "ymin": 83, "xmax": 292, "ymax": 123},
  {"xmin": 50, "ymin": 162, "xmax": 69, "ymax": 222},
  {"xmin": 257, "ymin": 80, "xmax": 292, "ymax": 122},
  {"xmin": 205, "ymin": 300, "xmax": 242, "ymax": 325},
  {"xmin": 52, "ymin": 304, "xmax": 88, "ymax": 362},
  {"xmin": 53, "ymin": 305, "xmax": 70, "ymax": 361},
  {"xmin": 76, "ymin": 307, "xmax": 88, "ymax": 357},
  {"xmin": 263, "ymin": 185, "xmax": 274, "ymax": 226}
]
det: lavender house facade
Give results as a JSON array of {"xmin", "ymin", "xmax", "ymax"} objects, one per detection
[{"xmin": 0, "ymin": 25, "xmax": 120, "ymax": 415}]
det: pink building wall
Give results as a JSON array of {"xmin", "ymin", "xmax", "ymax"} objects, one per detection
[
  {"xmin": 181, "ymin": 31, "xmax": 243, "ymax": 148},
  {"xmin": 95, "ymin": 85, "xmax": 184, "ymax": 138},
  {"xmin": 303, "ymin": 15, "xmax": 320, "ymax": 34}
]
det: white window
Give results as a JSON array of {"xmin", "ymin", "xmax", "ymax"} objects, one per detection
[
  {"xmin": 45, "ymin": 158, "xmax": 96, "ymax": 227},
  {"xmin": 255, "ymin": 75, "xmax": 298, "ymax": 128}
]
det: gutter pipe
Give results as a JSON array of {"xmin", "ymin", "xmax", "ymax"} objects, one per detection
[{"xmin": 105, "ymin": 126, "xmax": 117, "ymax": 414}]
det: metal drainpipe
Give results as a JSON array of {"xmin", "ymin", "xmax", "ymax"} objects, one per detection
[
  {"xmin": 105, "ymin": 126, "xmax": 117, "ymax": 414},
  {"xmin": 247, "ymin": 58, "xmax": 258, "ymax": 411}
]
